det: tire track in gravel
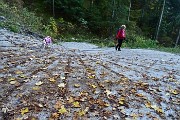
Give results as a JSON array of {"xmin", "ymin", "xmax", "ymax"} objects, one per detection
[
  {"xmin": 82, "ymin": 50, "xmax": 179, "ymax": 119},
  {"xmin": 64, "ymin": 50, "xmax": 129, "ymax": 119}
]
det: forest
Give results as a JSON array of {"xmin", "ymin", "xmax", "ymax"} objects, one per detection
[{"xmin": 1, "ymin": 0, "xmax": 180, "ymax": 48}]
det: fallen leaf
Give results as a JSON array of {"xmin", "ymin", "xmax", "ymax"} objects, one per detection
[
  {"xmin": 58, "ymin": 106, "xmax": 67, "ymax": 114},
  {"xmin": 21, "ymin": 107, "xmax": 29, "ymax": 115},
  {"xmin": 0, "ymin": 78, "xmax": 3, "ymax": 82},
  {"xmin": 19, "ymin": 74, "xmax": 26, "ymax": 78},
  {"xmin": 88, "ymin": 75, "xmax": 95, "ymax": 79},
  {"xmin": 151, "ymin": 104, "xmax": 163, "ymax": 113},
  {"xmin": 35, "ymin": 81, "xmax": 43, "ymax": 86},
  {"xmin": 38, "ymin": 104, "xmax": 43, "ymax": 108},
  {"xmin": 67, "ymin": 97, "xmax": 74, "ymax": 103},
  {"xmin": 8, "ymin": 77, "xmax": 16, "ymax": 81},
  {"xmin": 170, "ymin": 89, "xmax": 178, "ymax": 95},
  {"xmin": 49, "ymin": 77, "xmax": 56, "ymax": 82},
  {"xmin": 104, "ymin": 103, "xmax": 110, "ymax": 107},
  {"xmin": 119, "ymin": 97, "xmax": 125, "ymax": 105},
  {"xmin": 58, "ymin": 83, "xmax": 65, "ymax": 88},
  {"xmin": 51, "ymin": 112, "xmax": 59, "ymax": 118},
  {"xmin": 54, "ymin": 101, "xmax": 62, "ymax": 109},
  {"xmin": 96, "ymin": 61, "xmax": 100, "ymax": 64},
  {"xmin": 78, "ymin": 110, "xmax": 86, "ymax": 116},
  {"xmin": 15, "ymin": 70, "xmax": 23, "ymax": 74},
  {"xmin": 2, "ymin": 107, "xmax": 9, "ymax": 113},
  {"xmin": 136, "ymin": 93, "xmax": 144, "ymax": 97},
  {"xmin": 10, "ymin": 81, "xmax": 16, "ymax": 85},
  {"xmin": 73, "ymin": 101, "xmax": 81, "ymax": 108},
  {"xmin": 145, "ymin": 101, "xmax": 151, "ymax": 108},
  {"xmin": 60, "ymin": 76, "xmax": 66, "ymax": 80},
  {"xmin": 32, "ymin": 86, "xmax": 40, "ymax": 91},
  {"xmin": 105, "ymin": 89, "xmax": 112, "ymax": 96},
  {"xmin": 89, "ymin": 84, "xmax": 97, "ymax": 89},
  {"xmin": 119, "ymin": 100, "xmax": 124, "ymax": 105},
  {"xmin": 74, "ymin": 84, "xmax": 81, "ymax": 88}
]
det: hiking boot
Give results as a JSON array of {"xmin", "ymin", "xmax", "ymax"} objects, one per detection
[{"xmin": 118, "ymin": 48, "xmax": 121, "ymax": 51}]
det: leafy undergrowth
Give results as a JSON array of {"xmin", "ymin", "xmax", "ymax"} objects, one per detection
[{"xmin": 0, "ymin": 29, "xmax": 179, "ymax": 120}]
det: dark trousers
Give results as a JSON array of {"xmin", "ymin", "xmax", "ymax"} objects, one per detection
[{"xmin": 116, "ymin": 39, "xmax": 123, "ymax": 51}]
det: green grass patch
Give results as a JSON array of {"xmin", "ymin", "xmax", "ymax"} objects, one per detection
[{"xmin": 157, "ymin": 47, "xmax": 180, "ymax": 54}]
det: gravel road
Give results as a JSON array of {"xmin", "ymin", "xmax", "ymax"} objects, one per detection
[{"xmin": 0, "ymin": 28, "xmax": 180, "ymax": 120}]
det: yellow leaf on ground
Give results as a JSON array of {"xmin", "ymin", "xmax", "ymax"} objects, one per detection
[
  {"xmin": 88, "ymin": 75, "xmax": 95, "ymax": 79},
  {"xmin": 136, "ymin": 93, "xmax": 144, "ymax": 97},
  {"xmin": 15, "ymin": 70, "xmax": 23, "ymax": 74},
  {"xmin": 170, "ymin": 90, "xmax": 178, "ymax": 95},
  {"xmin": 89, "ymin": 84, "xmax": 97, "ymax": 89},
  {"xmin": 32, "ymin": 86, "xmax": 40, "ymax": 91},
  {"xmin": 58, "ymin": 106, "xmax": 67, "ymax": 114},
  {"xmin": 8, "ymin": 77, "xmax": 16, "ymax": 81},
  {"xmin": 73, "ymin": 101, "xmax": 81, "ymax": 108},
  {"xmin": 35, "ymin": 81, "xmax": 43, "ymax": 86},
  {"xmin": 68, "ymin": 97, "xmax": 74, "ymax": 103},
  {"xmin": 105, "ymin": 89, "xmax": 112, "ymax": 96},
  {"xmin": 21, "ymin": 108, "xmax": 29, "ymax": 115},
  {"xmin": 145, "ymin": 101, "xmax": 151, "ymax": 108},
  {"xmin": 19, "ymin": 75, "xmax": 26, "ymax": 78},
  {"xmin": 119, "ymin": 97, "xmax": 125, "ymax": 105},
  {"xmin": 104, "ymin": 103, "xmax": 110, "ymax": 107},
  {"xmin": 151, "ymin": 104, "xmax": 163, "ymax": 113},
  {"xmin": 96, "ymin": 61, "xmax": 100, "ymax": 64},
  {"xmin": 78, "ymin": 110, "xmax": 86, "ymax": 116},
  {"xmin": 119, "ymin": 100, "xmax": 124, "ymax": 105},
  {"xmin": 74, "ymin": 84, "xmax": 81, "ymax": 88},
  {"xmin": 49, "ymin": 77, "xmax": 56, "ymax": 82}
]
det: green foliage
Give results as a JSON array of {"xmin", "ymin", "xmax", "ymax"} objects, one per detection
[
  {"xmin": 158, "ymin": 46, "xmax": 180, "ymax": 54},
  {"xmin": 124, "ymin": 33, "xmax": 158, "ymax": 48},
  {"xmin": 43, "ymin": 17, "xmax": 58, "ymax": 38},
  {"xmin": 0, "ymin": 1, "xmax": 43, "ymax": 33}
]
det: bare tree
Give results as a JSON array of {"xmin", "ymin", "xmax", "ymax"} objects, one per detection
[
  {"xmin": 155, "ymin": 0, "xmax": 166, "ymax": 40},
  {"xmin": 175, "ymin": 29, "xmax": 180, "ymax": 47},
  {"xmin": 53, "ymin": 0, "xmax": 55, "ymax": 17},
  {"xmin": 128, "ymin": 0, "xmax": 131, "ymax": 22},
  {"xmin": 112, "ymin": 0, "xmax": 115, "ymax": 19}
]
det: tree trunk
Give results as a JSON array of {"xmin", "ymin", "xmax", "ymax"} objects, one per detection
[
  {"xmin": 91, "ymin": 0, "xmax": 94, "ymax": 6},
  {"xmin": 112, "ymin": 0, "xmax": 115, "ymax": 19},
  {"xmin": 155, "ymin": 0, "xmax": 166, "ymax": 40},
  {"xmin": 128, "ymin": 0, "xmax": 131, "ymax": 22},
  {"xmin": 53, "ymin": 0, "xmax": 55, "ymax": 17},
  {"xmin": 175, "ymin": 29, "xmax": 180, "ymax": 47}
]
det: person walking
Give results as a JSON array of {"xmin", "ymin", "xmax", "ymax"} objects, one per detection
[{"xmin": 115, "ymin": 25, "xmax": 126, "ymax": 51}]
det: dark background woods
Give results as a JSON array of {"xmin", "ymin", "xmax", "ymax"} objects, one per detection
[{"xmin": 2, "ymin": 0, "xmax": 180, "ymax": 47}]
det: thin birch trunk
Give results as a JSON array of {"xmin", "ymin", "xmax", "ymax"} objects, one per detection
[
  {"xmin": 128, "ymin": 0, "xmax": 131, "ymax": 22},
  {"xmin": 112, "ymin": 0, "xmax": 115, "ymax": 19},
  {"xmin": 175, "ymin": 29, "xmax": 180, "ymax": 47},
  {"xmin": 155, "ymin": 0, "xmax": 166, "ymax": 40},
  {"xmin": 53, "ymin": 0, "xmax": 55, "ymax": 17},
  {"xmin": 91, "ymin": 0, "xmax": 94, "ymax": 7}
]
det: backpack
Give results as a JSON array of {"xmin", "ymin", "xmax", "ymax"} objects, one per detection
[{"xmin": 116, "ymin": 29, "xmax": 125, "ymax": 39}]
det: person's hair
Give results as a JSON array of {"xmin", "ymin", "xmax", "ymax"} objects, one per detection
[{"xmin": 121, "ymin": 25, "xmax": 126, "ymax": 29}]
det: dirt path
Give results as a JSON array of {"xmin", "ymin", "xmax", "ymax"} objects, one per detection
[{"xmin": 0, "ymin": 28, "xmax": 180, "ymax": 120}]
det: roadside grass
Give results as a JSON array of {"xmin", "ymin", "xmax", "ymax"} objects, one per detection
[{"xmin": 157, "ymin": 47, "xmax": 180, "ymax": 54}]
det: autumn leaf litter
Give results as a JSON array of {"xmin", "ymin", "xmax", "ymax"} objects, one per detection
[{"xmin": 0, "ymin": 28, "xmax": 180, "ymax": 120}]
